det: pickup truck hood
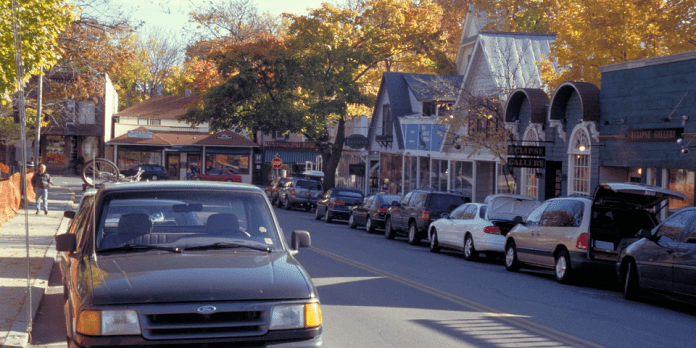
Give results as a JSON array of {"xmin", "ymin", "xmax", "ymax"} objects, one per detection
[{"xmin": 89, "ymin": 251, "xmax": 313, "ymax": 305}]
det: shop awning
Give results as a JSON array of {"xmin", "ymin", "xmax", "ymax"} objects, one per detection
[
  {"xmin": 205, "ymin": 148, "xmax": 251, "ymax": 154},
  {"xmin": 264, "ymin": 150, "xmax": 320, "ymax": 164}
]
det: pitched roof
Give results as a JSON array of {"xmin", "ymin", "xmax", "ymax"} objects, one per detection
[
  {"xmin": 382, "ymin": 72, "xmax": 464, "ymax": 118},
  {"xmin": 116, "ymin": 95, "xmax": 198, "ymax": 119},
  {"xmin": 108, "ymin": 127, "xmax": 258, "ymax": 147}
]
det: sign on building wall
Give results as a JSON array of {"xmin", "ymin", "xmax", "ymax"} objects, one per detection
[
  {"xmin": 349, "ymin": 163, "xmax": 366, "ymax": 176},
  {"xmin": 507, "ymin": 157, "xmax": 546, "ymax": 168},
  {"xmin": 128, "ymin": 130, "xmax": 153, "ymax": 139},
  {"xmin": 345, "ymin": 134, "xmax": 369, "ymax": 149},
  {"xmin": 626, "ymin": 128, "xmax": 683, "ymax": 142},
  {"xmin": 507, "ymin": 145, "xmax": 546, "ymax": 156}
]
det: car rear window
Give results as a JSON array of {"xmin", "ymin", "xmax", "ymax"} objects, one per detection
[
  {"xmin": 429, "ymin": 194, "xmax": 470, "ymax": 211},
  {"xmin": 332, "ymin": 190, "xmax": 363, "ymax": 198},
  {"xmin": 378, "ymin": 195, "xmax": 402, "ymax": 205},
  {"xmin": 296, "ymin": 180, "xmax": 322, "ymax": 189}
]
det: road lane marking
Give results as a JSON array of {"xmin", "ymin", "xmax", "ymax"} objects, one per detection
[{"xmin": 309, "ymin": 247, "xmax": 605, "ymax": 348}]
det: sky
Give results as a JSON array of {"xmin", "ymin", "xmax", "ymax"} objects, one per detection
[{"xmin": 115, "ymin": 0, "xmax": 331, "ymax": 36}]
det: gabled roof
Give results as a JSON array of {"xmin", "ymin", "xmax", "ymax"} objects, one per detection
[
  {"xmin": 116, "ymin": 95, "xmax": 198, "ymax": 119},
  {"xmin": 108, "ymin": 127, "xmax": 258, "ymax": 147},
  {"xmin": 462, "ymin": 32, "xmax": 556, "ymax": 92}
]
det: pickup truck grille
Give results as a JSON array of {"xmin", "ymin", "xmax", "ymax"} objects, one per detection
[{"xmin": 141, "ymin": 308, "xmax": 270, "ymax": 339}]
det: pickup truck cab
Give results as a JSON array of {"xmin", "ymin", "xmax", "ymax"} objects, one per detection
[{"xmin": 55, "ymin": 182, "xmax": 322, "ymax": 348}]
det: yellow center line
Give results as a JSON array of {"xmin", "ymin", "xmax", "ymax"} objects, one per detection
[{"xmin": 309, "ymin": 246, "xmax": 605, "ymax": 348}]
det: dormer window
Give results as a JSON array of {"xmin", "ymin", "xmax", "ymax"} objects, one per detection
[{"xmin": 423, "ymin": 102, "xmax": 453, "ymax": 117}]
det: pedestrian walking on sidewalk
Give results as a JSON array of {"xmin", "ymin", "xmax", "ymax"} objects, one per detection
[{"xmin": 31, "ymin": 164, "xmax": 53, "ymax": 215}]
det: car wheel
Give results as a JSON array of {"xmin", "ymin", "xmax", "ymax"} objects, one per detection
[
  {"xmin": 284, "ymin": 198, "xmax": 292, "ymax": 210},
  {"xmin": 463, "ymin": 234, "xmax": 478, "ymax": 261},
  {"xmin": 366, "ymin": 216, "xmax": 375, "ymax": 233},
  {"xmin": 429, "ymin": 229, "xmax": 441, "ymax": 253},
  {"xmin": 623, "ymin": 260, "xmax": 640, "ymax": 300},
  {"xmin": 305, "ymin": 204, "xmax": 312, "ymax": 212},
  {"xmin": 505, "ymin": 242, "xmax": 521, "ymax": 272},
  {"xmin": 407, "ymin": 221, "xmax": 420, "ymax": 245},
  {"xmin": 555, "ymin": 250, "xmax": 573, "ymax": 284},
  {"xmin": 324, "ymin": 209, "xmax": 333, "ymax": 223},
  {"xmin": 315, "ymin": 206, "xmax": 322, "ymax": 220},
  {"xmin": 151, "ymin": 175, "xmax": 158, "ymax": 181},
  {"xmin": 277, "ymin": 196, "xmax": 284, "ymax": 208},
  {"xmin": 348, "ymin": 213, "xmax": 357, "ymax": 229},
  {"xmin": 384, "ymin": 217, "xmax": 396, "ymax": 239},
  {"xmin": 271, "ymin": 196, "xmax": 277, "ymax": 205}
]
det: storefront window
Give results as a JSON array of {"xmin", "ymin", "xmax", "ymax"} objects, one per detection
[
  {"xmin": 205, "ymin": 154, "xmax": 250, "ymax": 174},
  {"xmin": 431, "ymin": 159, "xmax": 448, "ymax": 191},
  {"xmin": 668, "ymin": 169, "xmax": 695, "ymax": 212},
  {"xmin": 450, "ymin": 161, "xmax": 473, "ymax": 198},
  {"xmin": 380, "ymin": 153, "xmax": 402, "ymax": 194},
  {"xmin": 419, "ymin": 156, "xmax": 430, "ymax": 189},
  {"xmin": 476, "ymin": 162, "xmax": 496, "ymax": 202},
  {"xmin": 46, "ymin": 136, "xmax": 67, "ymax": 164},
  {"xmin": 569, "ymin": 128, "xmax": 591, "ymax": 195},
  {"xmin": 498, "ymin": 164, "xmax": 516, "ymax": 194},
  {"xmin": 118, "ymin": 150, "xmax": 162, "ymax": 170}
]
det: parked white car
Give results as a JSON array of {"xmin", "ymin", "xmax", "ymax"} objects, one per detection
[{"xmin": 427, "ymin": 194, "xmax": 541, "ymax": 261}]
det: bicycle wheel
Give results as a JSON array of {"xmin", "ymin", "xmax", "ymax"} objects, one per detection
[{"xmin": 82, "ymin": 158, "xmax": 120, "ymax": 186}]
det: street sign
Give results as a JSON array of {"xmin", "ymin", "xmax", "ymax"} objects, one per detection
[{"xmin": 271, "ymin": 157, "xmax": 283, "ymax": 169}]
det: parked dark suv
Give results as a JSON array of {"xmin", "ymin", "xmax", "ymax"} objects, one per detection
[
  {"xmin": 120, "ymin": 164, "xmax": 169, "ymax": 181},
  {"xmin": 385, "ymin": 190, "xmax": 471, "ymax": 245}
]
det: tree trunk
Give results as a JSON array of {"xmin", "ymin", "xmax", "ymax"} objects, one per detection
[{"xmin": 320, "ymin": 116, "xmax": 346, "ymax": 190}]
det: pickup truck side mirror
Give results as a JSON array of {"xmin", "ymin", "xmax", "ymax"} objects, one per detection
[
  {"xmin": 55, "ymin": 233, "xmax": 77, "ymax": 253},
  {"xmin": 291, "ymin": 230, "xmax": 311, "ymax": 250}
]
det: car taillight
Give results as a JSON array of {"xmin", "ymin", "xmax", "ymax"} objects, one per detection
[
  {"xmin": 420, "ymin": 210, "xmax": 430, "ymax": 220},
  {"xmin": 291, "ymin": 189, "xmax": 296, "ymax": 195},
  {"xmin": 378, "ymin": 208, "xmax": 387, "ymax": 213},
  {"xmin": 334, "ymin": 200, "xmax": 345, "ymax": 205},
  {"xmin": 576, "ymin": 232, "xmax": 589, "ymax": 250},
  {"xmin": 483, "ymin": 226, "xmax": 501, "ymax": 235}
]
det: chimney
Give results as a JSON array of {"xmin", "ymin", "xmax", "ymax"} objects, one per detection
[{"xmin": 185, "ymin": 89, "xmax": 191, "ymax": 97}]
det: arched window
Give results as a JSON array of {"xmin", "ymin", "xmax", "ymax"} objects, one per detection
[
  {"xmin": 521, "ymin": 127, "xmax": 539, "ymax": 199},
  {"xmin": 568, "ymin": 128, "xmax": 591, "ymax": 195}
]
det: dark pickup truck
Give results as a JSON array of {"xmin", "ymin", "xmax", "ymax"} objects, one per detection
[
  {"xmin": 56, "ymin": 182, "xmax": 323, "ymax": 348},
  {"xmin": 385, "ymin": 190, "xmax": 470, "ymax": 245}
]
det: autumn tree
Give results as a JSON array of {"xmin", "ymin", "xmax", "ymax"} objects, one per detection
[
  {"xmin": 182, "ymin": 0, "xmax": 450, "ymax": 189},
  {"xmin": 471, "ymin": 0, "xmax": 550, "ymax": 33},
  {"xmin": 539, "ymin": 0, "xmax": 696, "ymax": 88}
]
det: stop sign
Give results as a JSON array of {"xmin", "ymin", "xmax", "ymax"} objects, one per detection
[{"xmin": 271, "ymin": 158, "xmax": 283, "ymax": 169}]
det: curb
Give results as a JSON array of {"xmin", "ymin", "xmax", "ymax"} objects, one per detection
[{"xmin": 2, "ymin": 192, "xmax": 75, "ymax": 348}]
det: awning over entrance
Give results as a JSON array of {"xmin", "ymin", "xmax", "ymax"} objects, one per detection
[
  {"xmin": 264, "ymin": 150, "xmax": 320, "ymax": 164},
  {"xmin": 206, "ymin": 148, "xmax": 251, "ymax": 154}
]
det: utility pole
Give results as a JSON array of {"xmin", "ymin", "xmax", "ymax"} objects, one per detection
[{"xmin": 34, "ymin": 74, "xmax": 42, "ymax": 166}]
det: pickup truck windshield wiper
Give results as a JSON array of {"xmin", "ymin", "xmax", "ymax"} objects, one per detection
[
  {"xmin": 184, "ymin": 242, "xmax": 271, "ymax": 253},
  {"xmin": 99, "ymin": 244, "xmax": 183, "ymax": 253}
]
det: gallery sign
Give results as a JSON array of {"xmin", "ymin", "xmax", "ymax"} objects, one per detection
[
  {"xmin": 344, "ymin": 134, "xmax": 369, "ymax": 149},
  {"xmin": 507, "ymin": 145, "xmax": 545, "ymax": 157},
  {"xmin": 626, "ymin": 128, "xmax": 683, "ymax": 142},
  {"xmin": 349, "ymin": 163, "xmax": 366, "ymax": 176},
  {"xmin": 507, "ymin": 157, "xmax": 546, "ymax": 168}
]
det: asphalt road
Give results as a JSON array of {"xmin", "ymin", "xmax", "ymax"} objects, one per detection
[{"xmin": 30, "ymin": 205, "xmax": 696, "ymax": 348}]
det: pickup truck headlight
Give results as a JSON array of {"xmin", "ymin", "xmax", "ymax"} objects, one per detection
[
  {"xmin": 269, "ymin": 303, "xmax": 322, "ymax": 330},
  {"xmin": 77, "ymin": 309, "xmax": 141, "ymax": 336}
]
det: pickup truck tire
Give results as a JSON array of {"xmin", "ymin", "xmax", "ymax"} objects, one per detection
[
  {"xmin": 384, "ymin": 217, "xmax": 396, "ymax": 239},
  {"xmin": 348, "ymin": 214, "xmax": 357, "ymax": 229},
  {"xmin": 463, "ymin": 234, "xmax": 478, "ymax": 261},
  {"xmin": 407, "ymin": 221, "xmax": 421, "ymax": 245},
  {"xmin": 555, "ymin": 250, "xmax": 573, "ymax": 284},
  {"xmin": 505, "ymin": 242, "xmax": 521, "ymax": 272},
  {"xmin": 284, "ymin": 197, "xmax": 292, "ymax": 210},
  {"xmin": 429, "ymin": 229, "xmax": 440, "ymax": 253},
  {"xmin": 365, "ymin": 217, "xmax": 375, "ymax": 233},
  {"xmin": 623, "ymin": 260, "xmax": 640, "ymax": 300}
]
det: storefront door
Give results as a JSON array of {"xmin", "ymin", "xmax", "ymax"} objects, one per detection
[{"xmin": 167, "ymin": 154, "xmax": 179, "ymax": 179}]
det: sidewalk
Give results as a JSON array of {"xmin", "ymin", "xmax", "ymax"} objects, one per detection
[{"xmin": 0, "ymin": 175, "xmax": 83, "ymax": 348}]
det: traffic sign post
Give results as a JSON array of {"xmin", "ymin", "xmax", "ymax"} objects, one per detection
[{"xmin": 272, "ymin": 158, "xmax": 283, "ymax": 169}]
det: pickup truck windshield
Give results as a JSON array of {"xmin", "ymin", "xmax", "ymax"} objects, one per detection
[{"xmin": 96, "ymin": 190, "xmax": 280, "ymax": 252}]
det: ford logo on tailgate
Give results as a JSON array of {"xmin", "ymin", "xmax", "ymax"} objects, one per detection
[{"xmin": 197, "ymin": 306, "xmax": 217, "ymax": 314}]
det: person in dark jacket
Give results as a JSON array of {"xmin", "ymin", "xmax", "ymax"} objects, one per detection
[{"xmin": 31, "ymin": 164, "xmax": 52, "ymax": 215}]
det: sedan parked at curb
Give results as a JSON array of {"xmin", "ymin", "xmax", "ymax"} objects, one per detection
[
  {"xmin": 617, "ymin": 206, "xmax": 696, "ymax": 302},
  {"xmin": 315, "ymin": 188, "xmax": 364, "ymax": 223},
  {"xmin": 348, "ymin": 194, "xmax": 402, "ymax": 233},
  {"xmin": 120, "ymin": 164, "xmax": 169, "ymax": 181},
  {"xmin": 428, "ymin": 194, "xmax": 540, "ymax": 261},
  {"xmin": 194, "ymin": 169, "xmax": 242, "ymax": 182}
]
